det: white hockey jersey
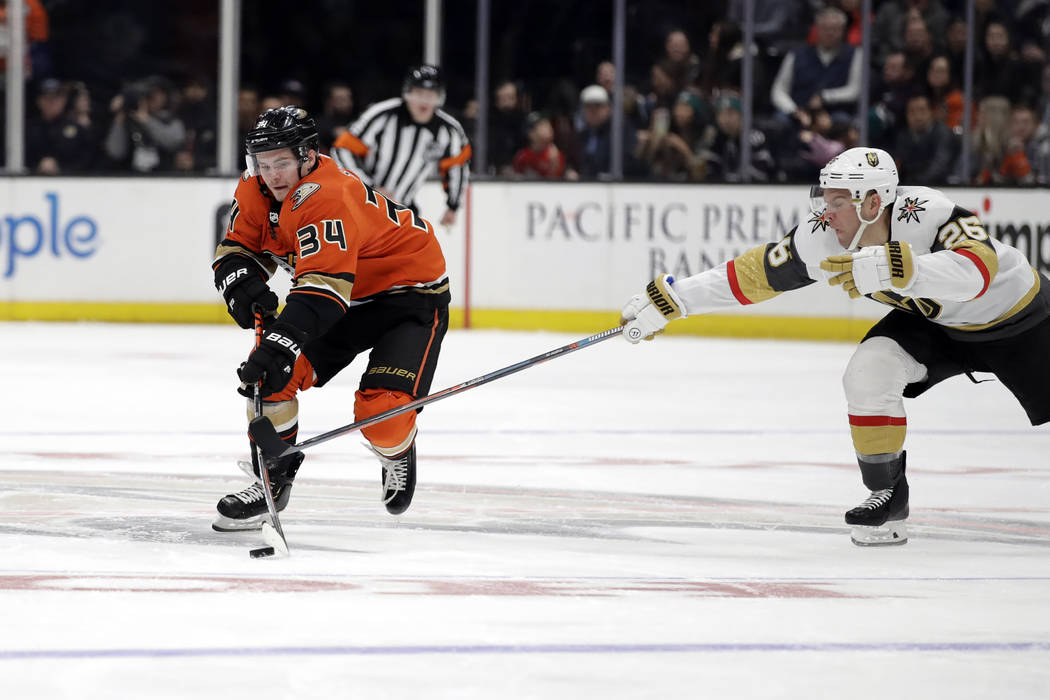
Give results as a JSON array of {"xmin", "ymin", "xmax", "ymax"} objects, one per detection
[{"xmin": 673, "ymin": 186, "xmax": 1048, "ymax": 340}]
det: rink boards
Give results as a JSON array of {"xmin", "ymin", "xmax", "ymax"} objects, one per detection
[{"xmin": 0, "ymin": 177, "xmax": 1047, "ymax": 340}]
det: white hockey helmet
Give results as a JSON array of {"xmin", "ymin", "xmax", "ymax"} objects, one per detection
[
  {"xmin": 809, "ymin": 147, "xmax": 898, "ymax": 250},
  {"xmin": 810, "ymin": 147, "xmax": 898, "ymax": 214}
]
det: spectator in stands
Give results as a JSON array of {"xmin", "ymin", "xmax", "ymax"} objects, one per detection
[
  {"xmin": 237, "ymin": 86, "xmax": 260, "ymax": 163},
  {"xmin": 488, "ymin": 79, "xmax": 527, "ymax": 175},
  {"xmin": 645, "ymin": 60, "xmax": 680, "ymax": 116},
  {"xmin": 975, "ymin": 21, "xmax": 1026, "ymax": 105},
  {"xmin": 315, "ymin": 81, "xmax": 354, "ymax": 152},
  {"xmin": 67, "ymin": 81, "xmax": 99, "ymax": 149},
  {"xmin": 902, "ymin": 14, "xmax": 935, "ymax": 80},
  {"xmin": 869, "ymin": 51, "xmax": 917, "ymax": 149},
  {"xmin": 175, "ymin": 75, "xmax": 216, "ymax": 172},
  {"xmin": 596, "ymin": 60, "xmax": 615, "ymax": 93},
  {"xmin": 636, "ymin": 91, "xmax": 708, "ymax": 182},
  {"xmin": 796, "ymin": 108, "xmax": 848, "ymax": 176},
  {"xmin": 699, "ymin": 21, "xmax": 766, "ymax": 107},
  {"xmin": 770, "ymin": 6, "xmax": 863, "ymax": 128},
  {"xmin": 575, "ymin": 83, "xmax": 642, "ymax": 180},
  {"xmin": 1000, "ymin": 104, "xmax": 1050, "ymax": 185},
  {"xmin": 276, "ymin": 79, "xmax": 307, "ymax": 108},
  {"xmin": 1038, "ymin": 64, "xmax": 1050, "ymax": 136},
  {"xmin": 663, "ymin": 29, "xmax": 701, "ymax": 90},
  {"xmin": 25, "ymin": 78, "xmax": 94, "ymax": 174},
  {"xmin": 872, "ymin": 0, "xmax": 950, "ymax": 66},
  {"xmin": 808, "ymin": 0, "xmax": 866, "ymax": 47},
  {"xmin": 260, "ymin": 94, "xmax": 283, "ymax": 112},
  {"xmin": 970, "ymin": 95, "xmax": 1013, "ymax": 184},
  {"xmin": 943, "ymin": 16, "xmax": 967, "ymax": 85},
  {"xmin": 512, "ymin": 111, "xmax": 572, "ymax": 180},
  {"xmin": 103, "ymin": 76, "xmax": 186, "ymax": 172},
  {"xmin": 1015, "ymin": 0, "xmax": 1050, "ymax": 65},
  {"xmin": 972, "ymin": 0, "xmax": 1002, "ymax": 49},
  {"xmin": 460, "ymin": 97, "xmax": 478, "ymax": 138},
  {"xmin": 546, "ymin": 78, "xmax": 583, "ymax": 175},
  {"xmin": 894, "ymin": 92, "xmax": 957, "ymax": 184},
  {"xmin": 925, "ymin": 54, "xmax": 969, "ymax": 132},
  {"xmin": 596, "ymin": 60, "xmax": 648, "ymax": 130},
  {"xmin": 700, "ymin": 95, "xmax": 777, "ymax": 183}
]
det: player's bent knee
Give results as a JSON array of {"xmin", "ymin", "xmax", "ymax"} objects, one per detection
[
  {"xmin": 356, "ymin": 389, "xmax": 417, "ymax": 453},
  {"xmin": 842, "ymin": 337, "xmax": 924, "ymax": 409}
]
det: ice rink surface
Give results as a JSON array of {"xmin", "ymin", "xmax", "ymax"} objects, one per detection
[{"xmin": 2, "ymin": 321, "xmax": 1048, "ymax": 699}]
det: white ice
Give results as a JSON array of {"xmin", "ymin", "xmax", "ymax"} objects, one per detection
[{"xmin": 1, "ymin": 321, "xmax": 1048, "ymax": 700}]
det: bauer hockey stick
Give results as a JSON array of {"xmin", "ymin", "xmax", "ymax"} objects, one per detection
[
  {"xmin": 249, "ymin": 325, "xmax": 624, "ymax": 459},
  {"xmin": 249, "ymin": 308, "xmax": 289, "ymax": 559}
]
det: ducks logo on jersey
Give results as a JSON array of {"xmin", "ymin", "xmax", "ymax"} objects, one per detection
[{"xmin": 290, "ymin": 182, "xmax": 321, "ymax": 211}]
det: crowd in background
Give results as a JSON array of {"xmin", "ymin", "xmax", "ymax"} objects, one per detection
[{"xmin": 11, "ymin": 0, "xmax": 1050, "ymax": 186}]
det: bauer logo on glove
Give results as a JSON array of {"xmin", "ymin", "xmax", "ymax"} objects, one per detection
[{"xmin": 238, "ymin": 323, "xmax": 305, "ymax": 397}]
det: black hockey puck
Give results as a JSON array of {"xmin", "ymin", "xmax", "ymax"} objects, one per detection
[{"xmin": 250, "ymin": 546, "xmax": 276, "ymax": 559}]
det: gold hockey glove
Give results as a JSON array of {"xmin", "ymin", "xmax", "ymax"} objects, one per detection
[{"xmin": 821, "ymin": 241, "xmax": 915, "ymax": 299}]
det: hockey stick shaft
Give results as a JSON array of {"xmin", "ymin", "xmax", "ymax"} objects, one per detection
[
  {"xmin": 251, "ymin": 309, "xmax": 288, "ymax": 551},
  {"xmin": 249, "ymin": 325, "xmax": 623, "ymax": 458}
]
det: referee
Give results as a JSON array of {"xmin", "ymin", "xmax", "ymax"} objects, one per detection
[{"xmin": 332, "ymin": 65, "xmax": 471, "ymax": 227}]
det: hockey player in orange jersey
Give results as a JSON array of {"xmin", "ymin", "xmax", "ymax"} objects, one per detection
[{"xmin": 211, "ymin": 106, "xmax": 450, "ymax": 531}]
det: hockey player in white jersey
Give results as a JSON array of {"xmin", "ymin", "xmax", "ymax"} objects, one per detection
[{"xmin": 620, "ymin": 147, "xmax": 1050, "ymax": 546}]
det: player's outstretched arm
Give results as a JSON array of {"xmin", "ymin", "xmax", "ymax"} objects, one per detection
[{"xmin": 620, "ymin": 235, "xmax": 816, "ymax": 344}]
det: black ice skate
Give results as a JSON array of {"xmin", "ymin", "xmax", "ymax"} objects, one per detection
[
  {"xmin": 846, "ymin": 453, "xmax": 909, "ymax": 546},
  {"xmin": 373, "ymin": 442, "xmax": 416, "ymax": 515},
  {"xmin": 212, "ymin": 453, "xmax": 304, "ymax": 532}
]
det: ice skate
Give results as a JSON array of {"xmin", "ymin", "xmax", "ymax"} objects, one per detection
[
  {"xmin": 846, "ymin": 488, "xmax": 909, "ymax": 545},
  {"xmin": 212, "ymin": 453, "xmax": 303, "ymax": 532},
  {"xmin": 371, "ymin": 442, "xmax": 416, "ymax": 515},
  {"xmin": 846, "ymin": 451, "xmax": 910, "ymax": 546}
]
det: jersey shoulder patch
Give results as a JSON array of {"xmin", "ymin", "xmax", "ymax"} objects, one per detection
[
  {"xmin": 889, "ymin": 187, "xmax": 959, "ymax": 252},
  {"xmin": 290, "ymin": 182, "xmax": 322, "ymax": 210}
]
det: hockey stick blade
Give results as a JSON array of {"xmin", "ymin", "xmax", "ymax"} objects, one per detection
[
  {"xmin": 249, "ymin": 325, "xmax": 623, "ymax": 458},
  {"xmin": 259, "ymin": 520, "xmax": 289, "ymax": 557},
  {"xmin": 249, "ymin": 416, "xmax": 295, "ymax": 458}
]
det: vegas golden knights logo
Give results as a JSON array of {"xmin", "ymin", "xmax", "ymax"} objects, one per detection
[{"xmin": 866, "ymin": 152, "xmax": 880, "ymax": 167}]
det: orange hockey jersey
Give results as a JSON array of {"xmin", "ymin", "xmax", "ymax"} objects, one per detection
[{"xmin": 214, "ymin": 155, "xmax": 449, "ymax": 337}]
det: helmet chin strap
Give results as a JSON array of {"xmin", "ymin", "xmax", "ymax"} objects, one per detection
[{"xmin": 846, "ymin": 201, "xmax": 881, "ymax": 251}]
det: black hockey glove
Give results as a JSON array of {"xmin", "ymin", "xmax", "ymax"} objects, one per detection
[
  {"xmin": 237, "ymin": 322, "xmax": 304, "ymax": 398},
  {"xmin": 214, "ymin": 257, "xmax": 279, "ymax": 329}
]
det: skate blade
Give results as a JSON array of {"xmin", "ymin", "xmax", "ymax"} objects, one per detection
[
  {"xmin": 851, "ymin": 522, "xmax": 908, "ymax": 546},
  {"xmin": 212, "ymin": 514, "xmax": 265, "ymax": 532}
]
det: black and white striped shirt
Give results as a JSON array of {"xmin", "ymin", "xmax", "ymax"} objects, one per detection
[{"xmin": 332, "ymin": 98, "xmax": 471, "ymax": 213}]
